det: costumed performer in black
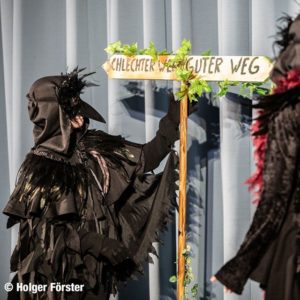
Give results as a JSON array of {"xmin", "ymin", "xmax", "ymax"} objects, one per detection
[
  {"xmin": 2, "ymin": 68, "xmax": 197, "ymax": 300},
  {"xmin": 211, "ymin": 13, "xmax": 300, "ymax": 300}
]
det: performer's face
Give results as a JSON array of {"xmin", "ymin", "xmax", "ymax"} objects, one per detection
[{"xmin": 71, "ymin": 115, "xmax": 84, "ymax": 129}]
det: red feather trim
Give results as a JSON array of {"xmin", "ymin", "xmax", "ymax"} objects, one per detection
[
  {"xmin": 273, "ymin": 68, "xmax": 300, "ymax": 93},
  {"xmin": 245, "ymin": 117, "xmax": 268, "ymax": 205}
]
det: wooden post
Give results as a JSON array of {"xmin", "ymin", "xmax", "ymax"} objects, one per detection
[{"xmin": 177, "ymin": 94, "xmax": 188, "ymax": 300}]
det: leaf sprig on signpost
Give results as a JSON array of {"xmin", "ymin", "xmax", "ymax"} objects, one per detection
[
  {"xmin": 164, "ymin": 39, "xmax": 213, "ymax": 101},
  {"xmin": 105, "ymin": 40, "xmax": 170, "ymax": 60}
]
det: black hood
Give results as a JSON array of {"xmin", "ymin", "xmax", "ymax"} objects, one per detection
[{"xmin": 27, "ymin": 68, "xmax": 106, "ymax": 155}]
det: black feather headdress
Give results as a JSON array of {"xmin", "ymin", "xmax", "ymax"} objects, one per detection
[
  {"xmin": 54, "ymin": 67, "xmax": 106, "ymax": 123},
  {"xmin": 273, "ymin": 14, "xmax": 294, "ymax": 57}
]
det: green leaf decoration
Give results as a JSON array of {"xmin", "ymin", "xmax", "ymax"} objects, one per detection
[
  {"xmin": 138, "ymin": 48, "xmax": 147, "ymax": 55},
  {"xmin": 191, "ymin": 284, "xmax": 199, "ymax": 298},
  {"xmin": 176, "ymin": 90, "xmax": 186, "ymax": 99},
  {"xmin": 263, "ymin": 55, "xmax": 273, "ymax": 63},
  {"xmin": 165, "ymin": 39, "xmax": 192, "ymax": 69},
  {"xmin": 187, "ymin": 78, "xmax": 212, "ymax": 101},
  {"xmin": 216, "ymin": 80, "xmax": 238, "ymax": 97},
  {"xmin": 169, "ymin": 275, "xmax": 177, "ymax": 283},
  {"xmin": 122, "ymin": 43, "xmax": 138, "ymax": 56},
  {"xmin": 176, "ymin": 244, "xmax": 200, "ymax": 299},
  {"xmin": 178, "ymin": 39, "xmax": 192, "ymax": 55},
  {"xmin": 255, "ymin": 87, "xmax": 268, "ymax": 95},
  {"xmin": 186, "ymin": 257, "xmax": 192, "ymax": 265},
  {"xmin": 176, "ymin": 69, "xmax": 193, "ymax": 82},
  {"xmin": 239, "ymin": 81, "xmax": 270, "ymax": 98},
  {"xmin": 104, "ymin": 41, "xmax": 123, "ymax": 55},
  {"xmin": 158, "ymin": 49, "xmax": 170, "ymax": 55},
  {"xmin": 201, "ymin": 49, "xmax": 211, "ymax": 56},
  {"xmin": 141, "ymin": 41, "xmax": 158, "ymax": 61}
]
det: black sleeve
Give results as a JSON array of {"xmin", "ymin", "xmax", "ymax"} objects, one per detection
[
  {"xmin": 139, "ymin": 115, "xmax": 179, "ymax": 173},
  {"xmin": 214, "ymin": 104, "xmax": 299, "ymax": 294}
]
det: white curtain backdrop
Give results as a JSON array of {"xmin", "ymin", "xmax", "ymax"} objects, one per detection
[{"xmin": 0, "ymin": 1, "xmax": 299, "ymax": 299}]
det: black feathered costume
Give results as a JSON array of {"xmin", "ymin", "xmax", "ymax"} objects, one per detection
[
  {"xmin": 2, "ymin": 68, "xmax": 189, "ymax": 299},
  {"xmin": 214, "ymin": 14, "xmax": 300, "ymax": 299}
]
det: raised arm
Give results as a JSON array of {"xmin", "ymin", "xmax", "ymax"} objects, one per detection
[{"xmin": 214, "ymin": 102, "xmax": 300, "ymax": 294}]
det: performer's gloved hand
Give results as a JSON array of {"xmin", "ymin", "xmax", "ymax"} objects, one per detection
[
  {"xmin": 165, "ymin": 92, "xmax": 199, "ymax": 126},
  {"xmin": 141, "ymin": 92, "xmax": 199, "ymax": 173},
  {"xmin": 157, "ymin": 92, "xmax": 199, "ymax": 145}
]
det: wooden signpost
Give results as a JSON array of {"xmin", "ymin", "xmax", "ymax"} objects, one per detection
[
  {"xmin": 103, "ymin": 54, "xmax": 272, "ymax": 300},
  {"xmin": 103, "ymin": 55, "xmax": 272, "ymax": 82}
]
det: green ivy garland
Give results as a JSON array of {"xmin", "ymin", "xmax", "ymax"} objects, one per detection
[
  {"xmin": 169, "ymin": 244, "xmax": 199, "ymax": 300},
  {"xmin": 105, "ymin": 39, "xmax": 272, "ymax": 102}
]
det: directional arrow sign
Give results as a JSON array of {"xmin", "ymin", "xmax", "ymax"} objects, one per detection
[{"xmin": 102, "ymin": 55, "xmax": 273, "ymax": 82}]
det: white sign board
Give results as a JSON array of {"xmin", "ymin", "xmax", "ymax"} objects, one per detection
[{"xmin": 102, "ymin": 55, "xmax": 272, "ymax": 82}]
